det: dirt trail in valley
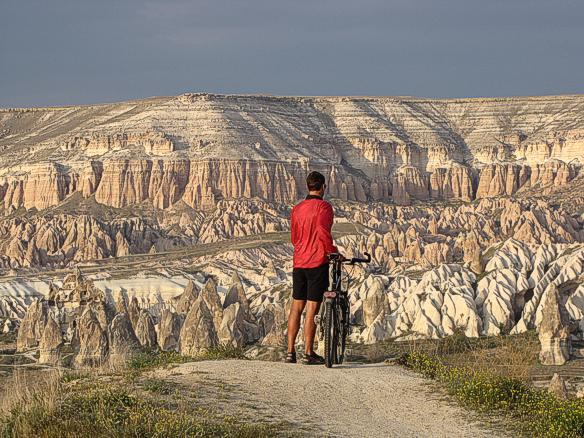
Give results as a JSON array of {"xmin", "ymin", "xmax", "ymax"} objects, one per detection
[
  {"xmin": 154, "ymin": 359, "xmax": 508, "ymax": 438},
  {"xmin": 3, "ymin": 223, "xmax": 359, "ymax": 281}
]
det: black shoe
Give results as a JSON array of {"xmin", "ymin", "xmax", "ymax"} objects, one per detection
[
  {"xmin": 284, "ymin": 352, "xmax": 297, "ymax": 363},
  {"xmin": 302, "ymin": 351, "xmax": 325, "ymax": 365}
]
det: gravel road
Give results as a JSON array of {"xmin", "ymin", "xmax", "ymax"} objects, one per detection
[{"xmin": 156, "ymin": 359, "xmax": 507, "ymax": 438}]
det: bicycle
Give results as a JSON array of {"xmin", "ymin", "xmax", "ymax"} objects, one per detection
[{"xmin": 319, "ymin": 251, "xmax": 371, "ymax": 368}]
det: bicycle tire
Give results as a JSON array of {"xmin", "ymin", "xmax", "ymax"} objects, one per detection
[
  {"xmin": 323, "ymin": 300, "xmax": 335, "ymax": 368},
  {"xmin": 337, "ymin": 303, "xmax": 347, "ymax": 364}
]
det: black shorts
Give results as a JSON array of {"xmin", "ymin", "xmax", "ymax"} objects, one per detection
[{"xmin": 292, "ymin": 263, "xmax": 330, "ymax": 302}]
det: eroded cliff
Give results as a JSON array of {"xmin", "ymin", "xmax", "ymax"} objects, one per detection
[{"xmin": 1, "ymin": 93, "xmax": 583, "ymax": 212}]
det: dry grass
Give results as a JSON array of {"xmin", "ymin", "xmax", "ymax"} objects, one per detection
[
  {"xmin": 0, "ymin": 346, "xmax": 287, "ymax": 438},
  {"xmin": 351, "ymin": 330, "xmax": 540, "ymax": 381},
  {"xmin": 0, "ymin": 362, "xmax": 288, "ymax": 438},
  {"xmin": 441, "ymin": 333, "xmax": 540, "ymax": 380},
  {"xmin": 0, "ymin": 369, "xmax": 61, "ymax": 426}
]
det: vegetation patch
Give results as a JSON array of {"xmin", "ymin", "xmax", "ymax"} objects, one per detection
[
  {"xmin": 128, "ymin": 349, "xmax": 193, "ymax": 371},
  {"xmin": 142, "ymin": 378, "xmax": 176, "ymax": 395},
  {"xmin": 0, "ymin": 342, "xmax": 288, "ymax": 437},
  {"xmin": 0, "ymin": 370, "xmax": 287, "ymax": 438},
  {"xmin": 352, "ymin": 330, "xmax": 540, "ymax": 379},
  {"xmin": 197, "ymin": 345, "xmax": 248, "ymax": 361},
  {"xmin": 129, "ymin": 345, "xmax": 247, "ymax": 372},
  {"xmin": 60, "ymin": 371, "xmax": 90, "ymax": 383},
  {"xmin": 438, "ymin": 331, "xmax": 540, "ymax": 380},
  {"xmin": 399, "ymin": 351, "xmax": 584, "ymax": 438}
]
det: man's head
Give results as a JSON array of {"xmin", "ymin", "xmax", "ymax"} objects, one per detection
[{"xmin": 306, "ymin": 171, "xmax": 326, "ymax": 196}]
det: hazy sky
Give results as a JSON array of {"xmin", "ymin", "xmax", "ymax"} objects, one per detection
[{"xmin": 1, "ymin": 0, "xmax": 583, "ymax": 107}]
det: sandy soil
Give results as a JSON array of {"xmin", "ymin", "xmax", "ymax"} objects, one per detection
[{"xmin": 154, "ymin": 359, "xmax": 507, "ymax": 438}]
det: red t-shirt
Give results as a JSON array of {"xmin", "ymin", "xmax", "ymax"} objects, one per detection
[{"xmin": 291, "ymin": 195, "xmax": 338, "ymax": 268}]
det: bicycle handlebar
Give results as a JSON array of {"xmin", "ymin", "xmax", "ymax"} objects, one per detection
[
  {"xmin": 328, "ymin": 252, "xmax": 372, "ymax": 265},
  {"xmin": 349, "ymin": 252, "xmax": 371, "ymax": 264}
]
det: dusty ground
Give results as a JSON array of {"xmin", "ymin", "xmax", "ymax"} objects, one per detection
[{"xmin": 153, "ymin": 359, "xmax": 507, "ymax": 438}]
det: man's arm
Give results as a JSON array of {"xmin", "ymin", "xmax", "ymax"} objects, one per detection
[
  {"xmin": 290, "ymin": 206, "xmax": 297, "ymax": 246},
  {"xmin": 317, "ymin": 203, "xmax": 338, "ymax": 254}
]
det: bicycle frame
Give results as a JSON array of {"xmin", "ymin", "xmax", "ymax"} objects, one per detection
[{"xmin": 320, "ymin": 252, "xmax": 371, "ymax": 367}]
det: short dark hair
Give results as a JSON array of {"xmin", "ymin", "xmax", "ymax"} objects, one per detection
[{"xmin": 306, "ymin": 171, "xmax": 326, "ymax": 191}]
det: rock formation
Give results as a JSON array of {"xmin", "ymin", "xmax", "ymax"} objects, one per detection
[
  {"xmin": 223, "ymin": 273, "xmax": 250, "ymax": 313},
  {"xmin": 5, "ymin": 93, "xmax": 584, "ymax": 363},
  {"xmin": 0, "ymin": 195, "xmax": 581, "ymax": 272},
  {"xmin": 548, "ymin": 373, "xmax": 569, "ymax": 400},
  {"xmin": 107, "ymin": 313, "xmax": 141, "ymax": 364},
  {"xmin": 1, "ymin": 94, "xmax": 583, "ymax": 217},
  {"xmin": 6, "ymin": 238, "xmax": 584, "ymax": 366},
  {"xmin": 128, "ymin": 296, "xmax": 141, "ymax": 330},
  {"xmin": 361, "ymin": 277, "xmax": 390, "ymax": 327},
  {"xmin": 259, "ymin": 303, "xmax": 287, "ymax": 347},
  {"xmin": 199, "ymin": 278, "xmax": 223, "ymax": 331},
  {"xmin": 179, "ymin": 298, "xmax": 219, "ymax": 356},
  {"xmin": 16, "ymin": 298, "xmax": 47, "ymax": 352},
  {"xmin": 223, "ymin": 273, "xmax": 259, "ymax": 344},
  {"xmin": 115, "ymin": 294, "xmax": 129, "ymax": 314},
  {"xmin": 2, "ymin": 318, "xmax": 15, "ymax": 334},
  {"xmin": 74, "ymin": 308, "xmax": 109, "ymax": 368},
  {"xmin": 157, "ymin": 308, "xmax": 182, "ymax": 351},
  {"xmin": 175, "ymin": 280, "xmax": 198, "ymax": 316},
  {"xmin": 134, "ymin": 309, "xmax": 157, "ymax": 348},
  {"xmin": 218, "ymin": 303, "xmax": 246, "ymax": 347},
  {"xmin": 538, "ymin": 285, "xmax": 571, "ymax": 366},
  {"xmin": 89, "ymin": 300, "xmax": 113, "ymax": 332},
  {"xmin": 38, "ymin": 314, "xmax": 63, "ymax": 365}
]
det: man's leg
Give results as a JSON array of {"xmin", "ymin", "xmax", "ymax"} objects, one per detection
[
  {"xmin": 303, "ymin": 300, "xmax": 321, "ymax": 355},
  {"xmin": 287, "ymin": 299, "xmax": 306, "ymax": 353}
]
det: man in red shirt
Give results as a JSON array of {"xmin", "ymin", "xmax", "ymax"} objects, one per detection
[{"xmin": 286, "ymin": 171, "xmax": 340, "ymax": 365}]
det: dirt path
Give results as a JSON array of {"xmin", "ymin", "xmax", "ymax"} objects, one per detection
[{"xmin": 155, "ymin": 359, "xmax": 507, "ymax": 438}]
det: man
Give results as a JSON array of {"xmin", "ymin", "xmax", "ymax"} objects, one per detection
[{"xmin": 286, "ymin": 171, "xmax": 340, "ymax": 364}]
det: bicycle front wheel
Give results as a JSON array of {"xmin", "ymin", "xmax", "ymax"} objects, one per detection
[
  {"xmin": 323, "ymin": 300, "xmax": 337, "ymax": 368},
  {"xmin": 336, "ymin": 303, "xmax": 347, "ymax": 364}
]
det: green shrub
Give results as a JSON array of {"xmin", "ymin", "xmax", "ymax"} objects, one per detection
[
  {"xmin": 128, "ymin": 350, "xmax": 192, "ymax": 371},
  {"xmin": 129, "ymin": 345, "xmax": 246, "ymax": 371},
  {"xmin": 399, "ymin": 352, "xmax": 584, "ymax": 438},
  {"xmin": 142, "ymin": 378, "xmax": 176, "ymax": 395},
  {"xmin": 61, "ymin": 371, "xmax": 90, "ymax": 383},
  {"xmin": 198, "ymin": 345, "xmax": 248, "ymax": 361}
]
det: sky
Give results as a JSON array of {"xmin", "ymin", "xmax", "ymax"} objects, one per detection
[{"xmin": 1, "ymin": 0, "xmax": 583, "ymax": 107}]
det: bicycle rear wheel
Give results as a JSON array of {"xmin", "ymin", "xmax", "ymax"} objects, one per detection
[{"xmin": 323, "ymin": 300, "xmax": 337, "ymax": 368}]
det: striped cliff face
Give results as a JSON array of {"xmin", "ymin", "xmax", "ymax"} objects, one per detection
[{"xmin": 1, "ymin": 93, "xmax": 583, "ymax": 212}]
